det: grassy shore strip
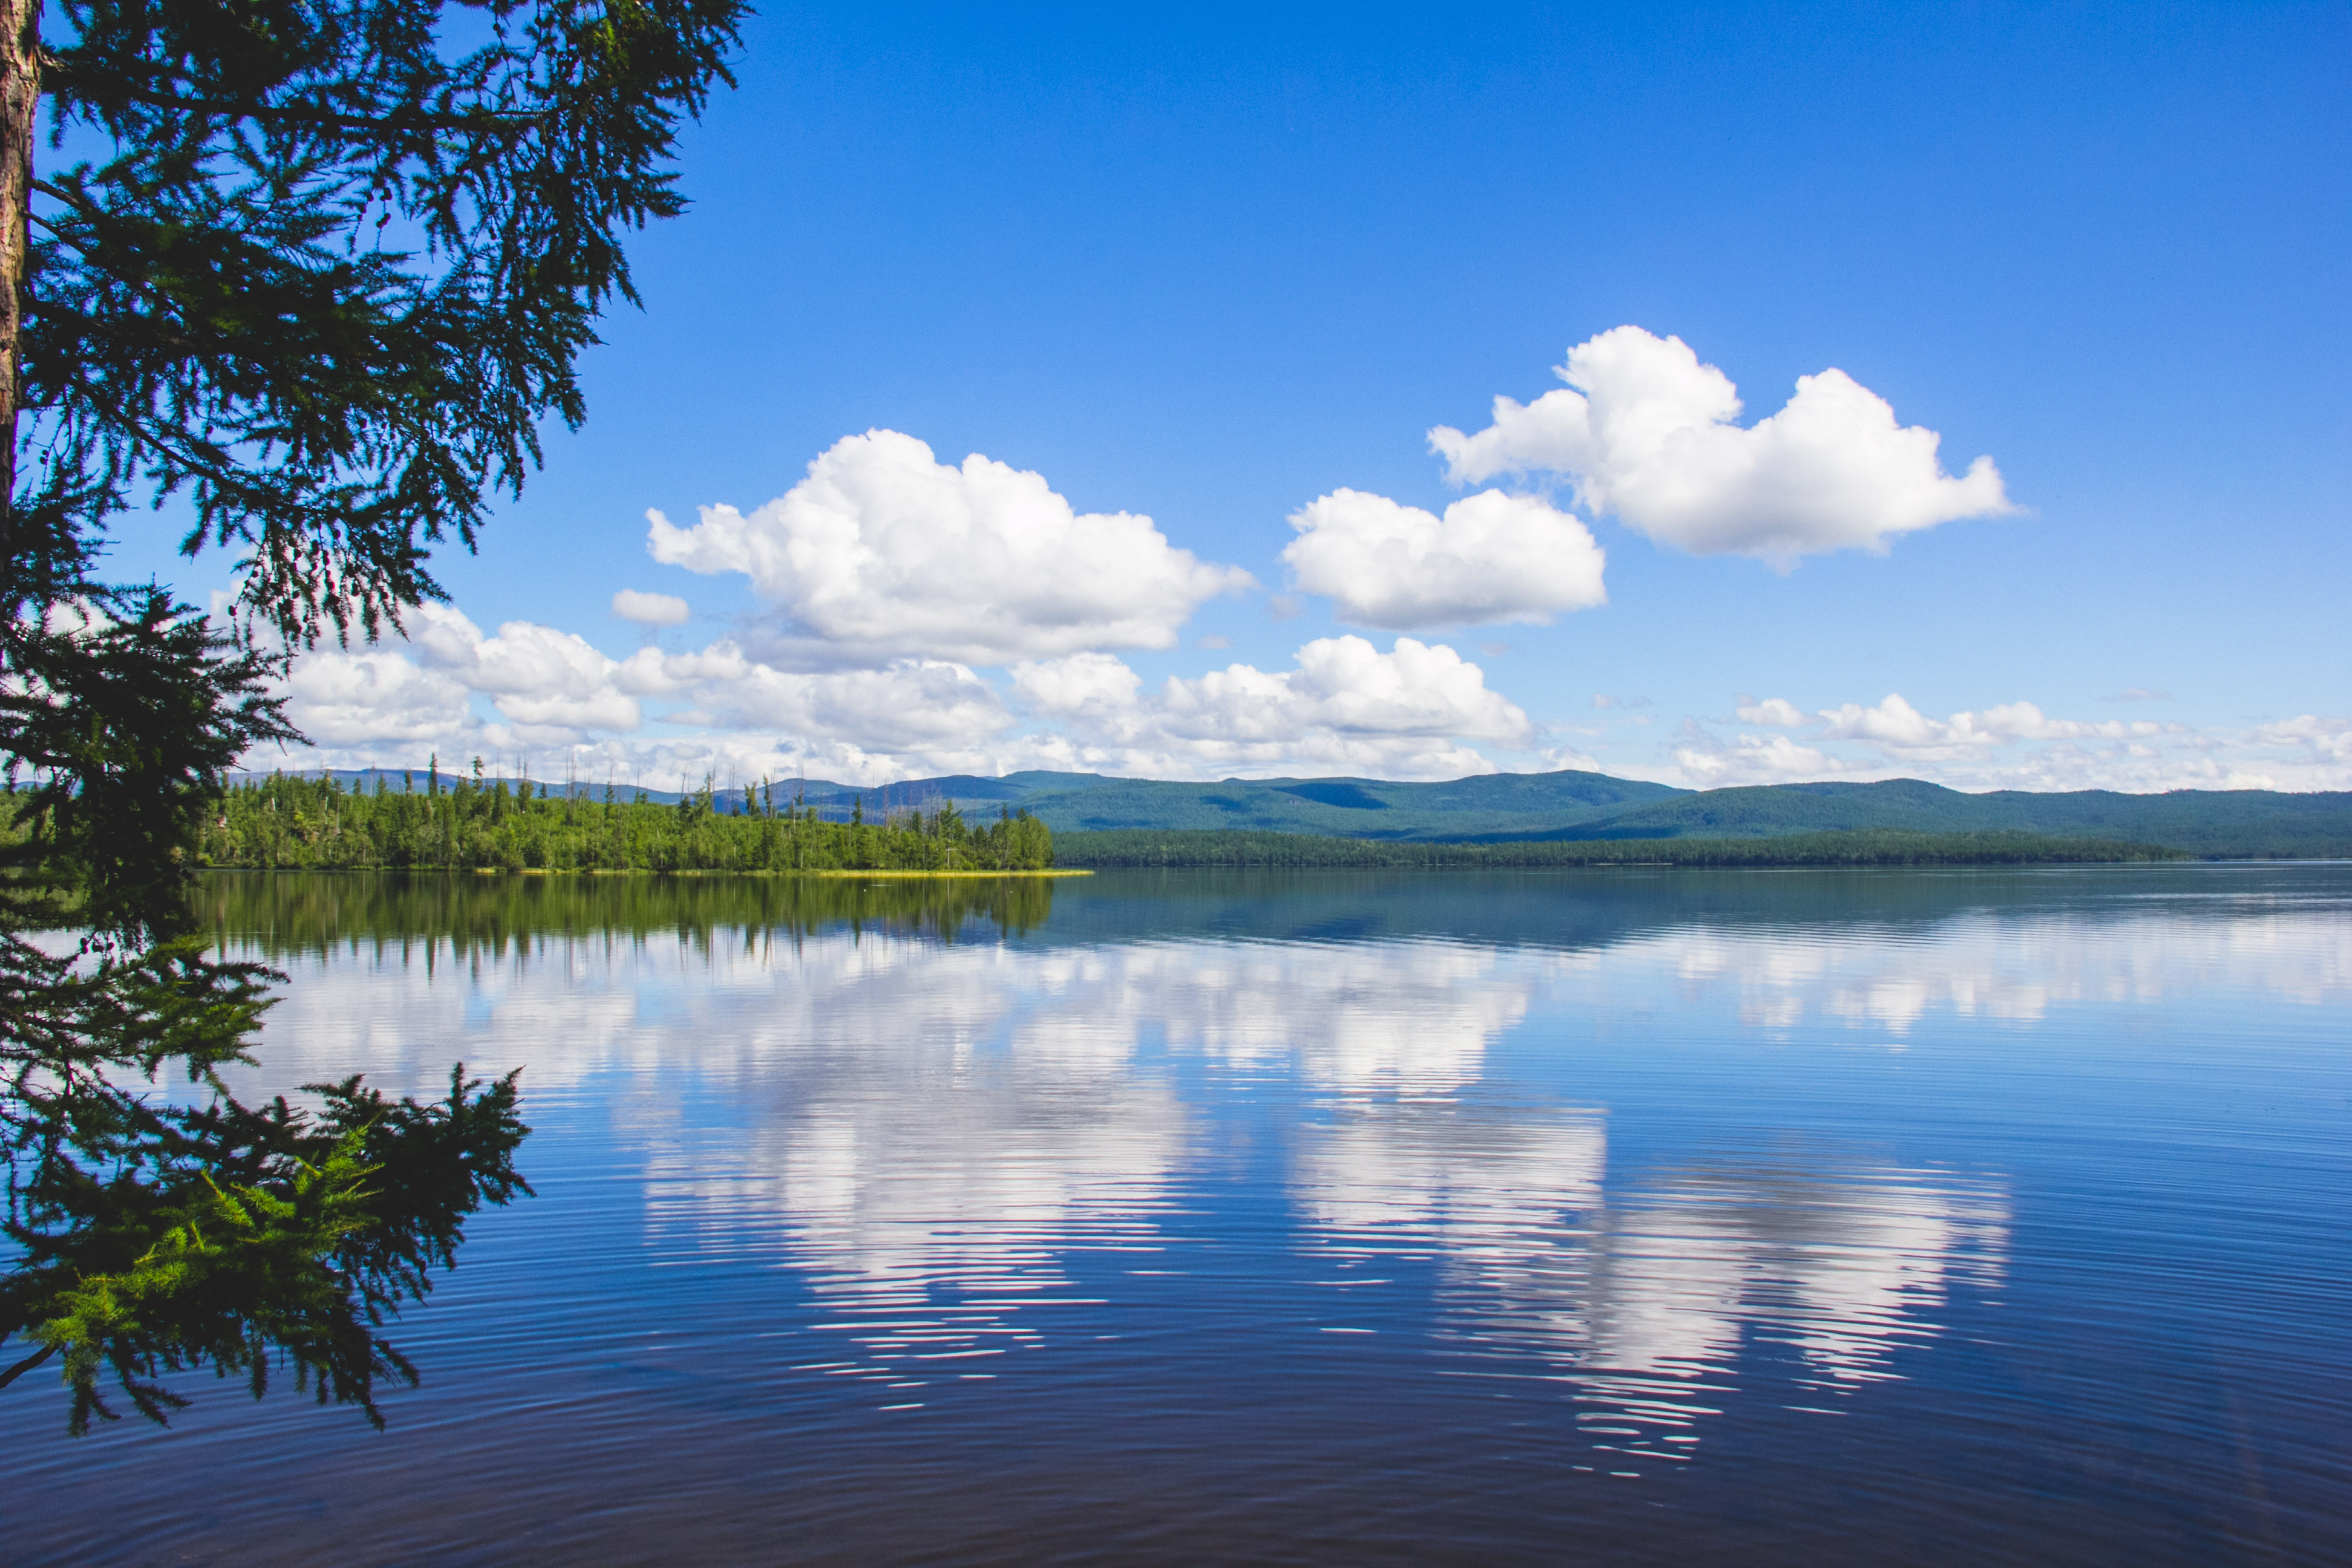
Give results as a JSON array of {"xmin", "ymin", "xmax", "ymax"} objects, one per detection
[{"xmin": 1052, "ymin": 828, "xmax": 2192, "ymax": 869}]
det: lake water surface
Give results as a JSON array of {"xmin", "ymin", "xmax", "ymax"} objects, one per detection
[{"xmin": 6, "ymin": 865, "xmax": 2348, "ymax": 1565}]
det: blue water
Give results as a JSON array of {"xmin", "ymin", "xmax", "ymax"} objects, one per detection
[{"xmin": 5, "ymin": 864, "xmax": 2347, "ymax": 1565}]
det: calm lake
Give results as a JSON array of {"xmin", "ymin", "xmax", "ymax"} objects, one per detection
[{"xmin": 7, "ymin": 865, "xmax": 2348, "ymax": 1566}]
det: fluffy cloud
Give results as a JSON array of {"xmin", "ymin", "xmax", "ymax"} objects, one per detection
[
  {"xmin": 1648, "ymin": 691, "xmax": 2349, "ymax": 793},
  {"xmin": 1664, "ymin": 714, "xmax": 2352, "ymax": 793},
  {"xmin": 1165, "ymin": 636, "xmax": 1530, "ymax": 745},
  {"xmin": 644, "ymin": 429, "xmax": 1252, "ymax": 665},
  {"xmin": 1428, "ymin": 327, "xmax": 2011, "ymax": 561},
  {"xmin": 272, "ymin": 605, "xmax": 638, "ymax": 759},
  {"xmin": 1671, "ymin": 724, "xmax": 1861, "ymax": 788},
  {"xmin": 612, "ymin": 589, "xmax": 690, "ymax": 626},
  {"xmin": 1813, "ymin": 693, "xmax": 2169, "ymax": 754},
  {"xmin": 1532, "ymin": 740, "xmax": 1606, "ymax": 772},
  {"xmin": 1005, "ymin": 648, "xmax": 1143, "ymax": 729},
  {"xmin": 264, "ymin": 598, "xmax": 2352, "ymax": 796},
  {"xmin": 405, "ymin": 605, "xmax": 641, "ymax": 733},
  {"xmin": 1734, "ymin": 696, "xmax": 1809, "ymax": 727},
  {"xmin": 613, "ymin": 633, "xmax": 1536, "ymax": 783},
  {"xmin": 1012, "ymin": 636, "xmax": 1532, "ymax": 780},
  {"xmin": 1281, "ymin": 487, "xmax": 1606, "ymax": 629},
  {"xmin": 267, "ymin": 604, "xmax": 1538, "ymax": 785},
  {"xmin": 2255, "ymin": 715, "xmax": 2352, "ymax": 766},
  {"xmin": 276, "ymin": 647, "xmax": 471, "ymax": 748},
  {"xmin": 618, "ymin": 642, "xmax": 1016, "ymax": 757}
]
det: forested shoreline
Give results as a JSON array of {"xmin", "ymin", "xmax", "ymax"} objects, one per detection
[{"xmin": 185, "ymin": 769, "xmax": 1056, "ymax": 872}]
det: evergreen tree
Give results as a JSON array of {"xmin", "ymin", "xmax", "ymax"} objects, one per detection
[{"xmin": 0, "ymin": 1, "xmax": 746, "ymax": 1431}]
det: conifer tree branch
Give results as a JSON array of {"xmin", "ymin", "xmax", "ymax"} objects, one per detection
[
  {"xmin": 0, "ymin": 1339, "xmax": 58, "ymax": 1388},
  {"xmin": 44, "ymin": 73, "xmax": 554, "ymax": 139}
]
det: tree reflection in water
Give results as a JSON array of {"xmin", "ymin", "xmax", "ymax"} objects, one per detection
[{"xmin": 195, "ymin": 869, "xmax": 1059, "ymax": 960}]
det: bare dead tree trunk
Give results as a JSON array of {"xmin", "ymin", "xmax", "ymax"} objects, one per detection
[{"xmin": 0, "ymin": 0, "xmax": 38, "ymax": 529}]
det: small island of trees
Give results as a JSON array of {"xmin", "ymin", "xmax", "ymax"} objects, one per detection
[{"xmin": 195, "ymin": 764, "xmax": 1057, "ymax": 874}]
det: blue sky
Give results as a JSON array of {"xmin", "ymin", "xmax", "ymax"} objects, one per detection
[{"xmin": 163, "ymin": 2, "xmax": 2350, "ymax": 790}]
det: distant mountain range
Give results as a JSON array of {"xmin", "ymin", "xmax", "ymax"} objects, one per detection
[{"xmin": 238, "ymin": 766, "xmax": 2352, "ymax": 858}]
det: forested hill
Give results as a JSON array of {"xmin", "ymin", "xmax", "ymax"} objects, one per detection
[
  {"xmin": 1002, "ymin": 774, "xmax": 2347, "ymax": 856},
  {"xmin": 1515, "ymin": 779, "xmax": 2352, "ymax": 858},
  {"xmin": 231, "ymin": 766, "xmax": 2352, "ymax": 859}
]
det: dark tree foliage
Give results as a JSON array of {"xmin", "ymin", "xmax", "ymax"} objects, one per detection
[
  {"xmin": 0, "ymin": 1, "xmax": 745, "ymax": 1431},
  {"xmin": 21, "ymin": 0, "xmax": 746, "ymax": 641}
]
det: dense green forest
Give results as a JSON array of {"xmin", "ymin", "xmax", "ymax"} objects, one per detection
[
  {"xmin": 1051, "ymin": 828, "xmax": 2190, "ymax": 869},
  {"xmin": 185, "ymin": 769, "xmax": 1054, "ymax": 872}
]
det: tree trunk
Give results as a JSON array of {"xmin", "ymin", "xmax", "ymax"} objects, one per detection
[{"xmin": 0, "ymin": 0, "xmax": 37, "ymax": 526}]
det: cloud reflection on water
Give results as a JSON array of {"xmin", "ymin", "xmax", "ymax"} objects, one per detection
[
  {"xmin": 1296, "ymin": 1100, "xmax": 2007, "ymax": 1462},
  {"xmin": 622, "ymin": 936, "xmax": 1556, "ymax": 1390},
  {"xmin": 1647, "ymin": 906, "xmax": 2352, "ymax": 1036},
  {"xmin": 212, "ymin": 875, "xmax": 2346, "ymax": 1443}
]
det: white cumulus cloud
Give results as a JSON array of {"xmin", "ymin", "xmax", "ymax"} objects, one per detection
[
  {"xmin": 1814, "ymin": 694, "xmax": 2169, "ymax": 754},
  {"xmin": 1645, "ymin": 690, "xmax": 2275, "ymax": 792},
  {"xmin": 612, "ymin": 589, "xmax": 690, "ymax": 626},
  {"xmin": 1428, "ymin": 326, "xmax": 2011, "ymax": 562},
  {"xmin": 603, "ymin": 635, "xmax": 1535, "ymax": 783},
  {"xmin": 1012, "ymin": 636, "xmax": 1532, "ymax": 780},
  {"xmin": 1670, "ymin": 724, "xmax": 1862, "ymax": 788},
  {"xmin": 644, "ymin": 429, "xmax": 1253, "ymax": 665},
  {"xmin": 619, "ymin": 642, "xmax": 1016, "ymax": 757},
  {"xmin": 270, "ymin": 612, "xmax": 1538, "ymax": 785},
  {"xmin": 271, "ymin": 605, "xmax": 639, "ymax": 757},
  {"xmin": 1164, "ymin": 636, "xmax": 1530, "ymax": 746},
  {"xmin": 1281, "ymin": 487, "xmax": 1606, "ymax": 629},
  {"xmin": 277, "ymin": 648, "xmax": 471, "ymax": 748},
  {"xmin": 1734, "ymin": 696, "xmax": 1810, "ymax": 727},
  {"xmin": 1007, "ymin": 649, "xmax": 1144, "ymax": 728},
  {"xmin": 406, "ymin": 605, "xmax": 641, "ymax": 734},
  {"xmin": 2252, "ymin": 716, "xmax": 2352, "ymax": 766}
]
